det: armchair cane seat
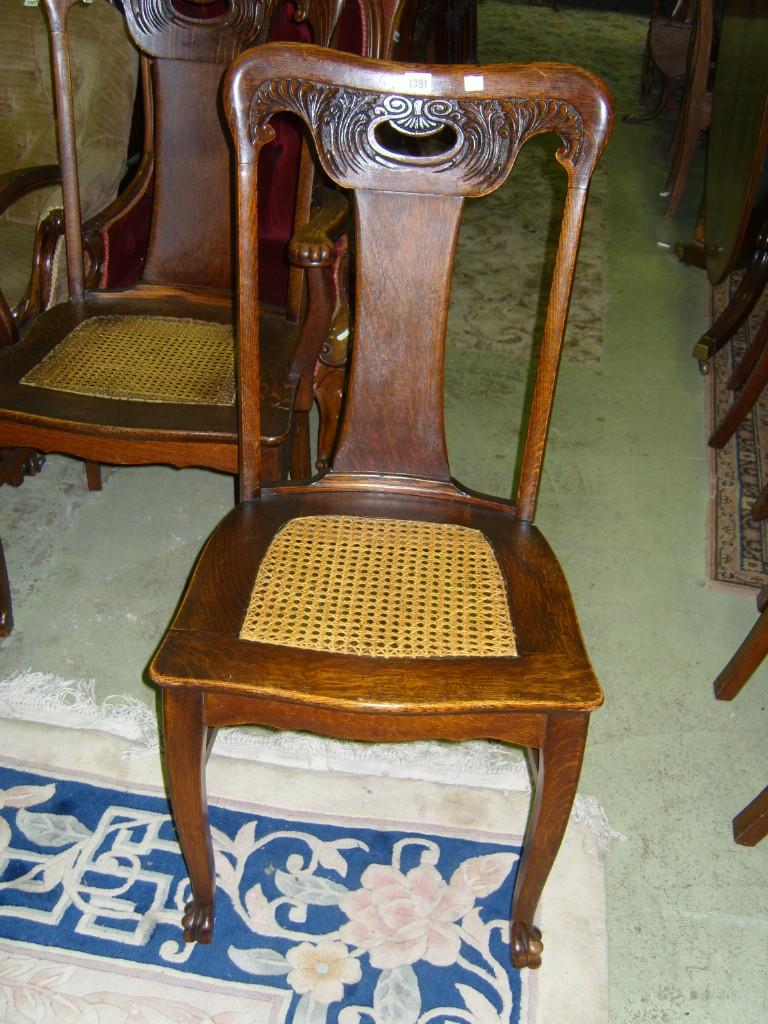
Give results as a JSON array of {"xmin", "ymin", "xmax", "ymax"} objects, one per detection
[
  {"xmin": 239, "ymin": 514, "xmax": 519, "ymax": 659},
  {"xmin": 22, "ymin": 315, "xmax": 236, "ymax": 406},
  {"xmin": 0, "ymin": 295, "xmax": 299, "ymax": 448}
]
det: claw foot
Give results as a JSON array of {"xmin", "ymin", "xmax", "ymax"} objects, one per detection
[
  {"xmin": 511, "ymin": 922, "xmax": 543, "ymax": 969},
  {"xmin": 182, "ymin": 899, "xmax": 214, "ymax": 944}
]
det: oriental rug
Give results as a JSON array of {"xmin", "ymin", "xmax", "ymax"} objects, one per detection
[
  {"xmin": 709, "ymin": 272, "xmax": 768, "ymax": 589},
  {"xmin": 0, "ymin": 719, "xmax": 609, "ymax": 1024},
  {"xmin": 444, "ymin": 2, "xmax": 646, "ymax": 364}
]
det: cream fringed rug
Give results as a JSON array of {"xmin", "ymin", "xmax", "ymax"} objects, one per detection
[{"xmin": 0, "ymin": 717, "xmax": 609, "ymax": 1024}]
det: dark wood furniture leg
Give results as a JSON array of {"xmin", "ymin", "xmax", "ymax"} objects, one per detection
[
  {"xmin": 162, "ymin": 689, "xmax": 216, "ymax": 944},
  {"xmin": 728, "ymin": 307, "xmax": 768, "ymax": 390},
  {"xmin": 0, "ymin": 447, "xmax": 46, "ymax": 637},
  {"xmin": 0, "ymin": 539, "xmax": 12, "ymax": 637},
  {"xmin": 708, "ymin": 313, "xmax": 768, "ymax": 448},
  {"xmin": 693, "ymin": 220, "xmax": 768, "ymax": 367},
  {"xmin": 510, "ymin": 712, "xmax": 588, "ymax": 969},
  {"xmin": 752, "ymin": 483, "xmax": 768, "ymax": 520},
  {"xmin": 85, "ymin": 460, "xmax": 103, "ymax": 491},
  {"xmin": 733, "ymin": 785, "xmax": 768, "ymax": 846},
  {"xmin": 714, "ymin": 587, "xmax": 768, "ymax": 700}
]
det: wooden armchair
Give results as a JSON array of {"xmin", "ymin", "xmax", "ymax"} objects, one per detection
[
  {"xmin": 150, "ymin": 44, "xmax": 613, "ymax": 969},
  {"xmin": 0, "ymin": 0, "xmax": 355, "ymax": 631}
]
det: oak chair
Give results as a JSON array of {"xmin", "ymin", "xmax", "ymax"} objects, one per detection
[
  {"xmin": 0, "ymin": 0, "xmax": 348, "ymax": 493},
  {"xmin": 150, "ymin": 44, "xmax": 613, "ymax": 970}
]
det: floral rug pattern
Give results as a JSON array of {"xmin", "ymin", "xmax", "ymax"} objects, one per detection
[
  {"xmin": 447, "ymin": 2, "xmax": 647, "ymax": 363},
  {"xmin": 0, "ymin": 763, "xmax": 525, "ymax": 1024}
]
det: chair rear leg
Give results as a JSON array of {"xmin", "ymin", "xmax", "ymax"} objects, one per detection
[
  {"xmin": 162, "ymin": 689, "xmax": 216, "ymax": 943},
  {"xmin": 85, "ymin": 461, "xmax": 102, "ymax": 491},
  {"xmin": 713, "ymin": 598, "xmax": 768, "ymax": 700},
  {"xmin": 733, "ymin": 785, "xmax": 768, "ymax": 846},
  {"xmin": 510, "ymin": 712, "xmax": 588, "ymax": 969},
  {"xmin": 692, "ymin": 218, "xmax": 768, "ymax": 365},
  {"xmin": 708, "ymin": 337, "xmax": 768, "ymax": 448}
]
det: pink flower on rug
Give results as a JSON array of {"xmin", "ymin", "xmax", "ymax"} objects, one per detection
[
  {"xmin": 286, "ymin": 941, "xmax": 362, "ymax": 1005},
  {"xmin": 339, "ymin": 863, "xmax": 476, "ymax": 969}
]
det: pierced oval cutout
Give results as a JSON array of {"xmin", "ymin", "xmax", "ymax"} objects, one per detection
[{"xmin": 371, "ymin": 119, "xmax": 462, "ymax": 165}]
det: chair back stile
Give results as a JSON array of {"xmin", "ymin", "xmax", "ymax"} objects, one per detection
[
  {"xmin": 39, "ymin": 0, "xmax": 87, "ymax": 302},
  {"xmin": 226, "ymin": 46, "xmax": 613, "ymax": 515}
]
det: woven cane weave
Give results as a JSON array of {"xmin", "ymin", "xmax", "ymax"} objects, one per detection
[
  {"xmin": 21, "ymin": 315, "xmax": 235, "ymax": 405},
  {"xmin": 239, "ymin": 515, "xmax": 518, "ymax": 659}
]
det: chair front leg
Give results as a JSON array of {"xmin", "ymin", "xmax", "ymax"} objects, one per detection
[
  {"xmin": 510, "ymin": 712, "xmax": 589, "ymax": 969},
  {"xmin": 162, "ymin": 689, "xmax": 216, "ymax": 944}
]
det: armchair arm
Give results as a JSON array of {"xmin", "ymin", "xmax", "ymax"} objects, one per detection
[
  {"xmin": 0, "ymin": 165, "xmax": 62, "ymax": 346},
  {"xmin": 0, "ymin": 164, "xmax": 61, "ymax": 216},
  {"xmin": 286, "ymin": 186, "xmax": 351, "ymax": 426},
  {"xmin": 288, "ymin": 186, "xmax": 348, "ymax": 268},
  {"xmin": 80, "ymin": 150, "xmax": 154, "ymax": 290}
]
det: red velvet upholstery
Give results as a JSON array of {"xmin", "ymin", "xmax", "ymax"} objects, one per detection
[
  {"xmin": 335, "ymin": 0, "xmax": 368, "ymax": 56},
  {"xmin": 101, "ymin": 180, "xmax": 154, "ymax": 290},
  {"xmin": 255, "ymin": 5, "xmax": 311, "ymax": 308}
]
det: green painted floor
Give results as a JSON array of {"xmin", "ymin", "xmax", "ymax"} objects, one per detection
[{"xmin": 2, "ymin": 2, "xmax": 768, "ymax": 1020}]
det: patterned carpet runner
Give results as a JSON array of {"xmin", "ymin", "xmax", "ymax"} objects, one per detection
[{"xmin": 709, "ymin": 272, "xmax": 768, "ymax": 588}]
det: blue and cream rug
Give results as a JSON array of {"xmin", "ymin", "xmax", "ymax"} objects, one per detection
[{"xmin": 0, "ymin": 718, "xmax": 609, "ymax": 1024}]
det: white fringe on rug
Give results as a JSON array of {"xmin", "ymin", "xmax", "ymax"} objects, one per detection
[{"xmin": 0, "ymin": 671, "xmax": 623, "ymax": 854}]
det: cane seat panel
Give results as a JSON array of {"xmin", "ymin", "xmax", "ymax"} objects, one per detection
[
  {"xmin": 21, "ymin": 315, "xmax": 236, "ymax": 406},
  {"xmin": 239, "ymin": 513, "xmax": 518, "ymax": 659}
]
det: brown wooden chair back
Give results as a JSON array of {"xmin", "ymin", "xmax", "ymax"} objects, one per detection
[
  {"xmin": 45, "ymin": 0, "xmax": 347, "ymax": 314},
  {"xmin": 226, "ymin": 45, "xmax": 613, "ymax": 515}
]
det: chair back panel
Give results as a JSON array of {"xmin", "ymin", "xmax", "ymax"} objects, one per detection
[
  {"xmin": 121, "ymin": 0, "xmax": 263, "ymax": 291},
  {"xmin": 122, "ymin": 0, "xmax": 264, "ymax": 62},
  {"xmin": 227, "ymin": 45, "xmax": 612, "ymax": 513},
  {"xmin": 332, "ymin": 190, "xmax": 460, "ymax": 480},
  {"xmin": 141, "ymin": 58, "xmax": 235, "ymax": 290}
]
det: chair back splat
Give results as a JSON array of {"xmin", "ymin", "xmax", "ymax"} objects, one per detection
[{"xmin": 226, "ymin": 46, "xmax": 613, "ymax": 513}]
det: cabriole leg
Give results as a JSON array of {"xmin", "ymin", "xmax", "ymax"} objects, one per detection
[
  {"xmin": 162, "ymin": 689, "xmax": 216, "ymax": 944},
  {"xmin": 510, "ymin": 712, "xmax": 589, "ymax": 969}
]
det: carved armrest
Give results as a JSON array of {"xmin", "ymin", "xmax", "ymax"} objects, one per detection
[
  {"xmin": 0, "ymin": 165, "xmax": 62, "ymax": 346},
  {"xmin": 81, "ymin": 151, "xmax": 154, "ymax": 242},
  {"xmin": 288, "ymin": 186, "xmax": 348, "ymax": 268}
]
